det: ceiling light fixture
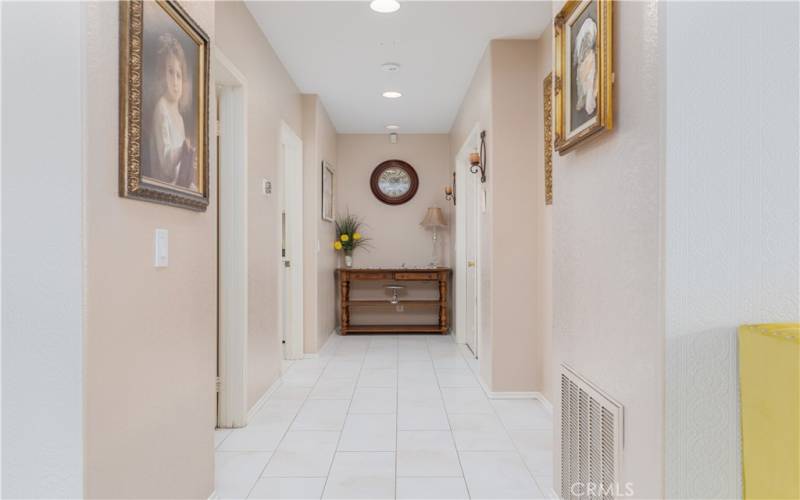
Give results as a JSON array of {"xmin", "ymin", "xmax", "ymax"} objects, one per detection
[
  {"xmin": 381, "ymin": 62, "xmax": 401, "ymax": 73},
  {"xmin": 386, "ymin": 125, "xmax": 400, "ymax": 130},
  {"xmin": 382, "ymin": 91, "xmax": 402, "ymax": 99},
  {"xmin": 370, "ymin": 0, "xmax": 400, "ymax": 14}
]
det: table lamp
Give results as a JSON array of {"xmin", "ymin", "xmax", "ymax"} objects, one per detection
[{"xmin": 420, "ymin": 207, "xmax": 447, "ymax": 267}]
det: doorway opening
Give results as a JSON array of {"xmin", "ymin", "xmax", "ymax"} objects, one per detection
[
  {"xmin": 215, "ymin": 49, "xmax": 248, "ymax": 428},
  {"xmin": 454, "ymin": 125, "xmax": 483, "ymax": 358},
  {"xmin": 279, "ymin": 122, "xmax": 304, "ymax": 361}
]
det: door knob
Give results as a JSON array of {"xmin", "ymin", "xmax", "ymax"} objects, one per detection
[
  {"xmin": 467, "ymin": 260, "xmax": 476, "ymax": 268},
  {"xmin": 284, "ymin": 261, "xmax": 291, "ymax": 268}
]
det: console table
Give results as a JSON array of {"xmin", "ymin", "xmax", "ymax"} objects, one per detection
[{"xmin": 336, "ymin": 268, "xmax": 451, "ymax": 335}]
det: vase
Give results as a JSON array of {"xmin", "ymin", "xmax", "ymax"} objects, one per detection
[{"xmin": 344, "ymin": 250, "xmax": 353, "ymax": 268}]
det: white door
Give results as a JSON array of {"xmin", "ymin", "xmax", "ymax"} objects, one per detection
[
  {"xmin": 280, "ymin": 123, "xmax": 304, "ymax": 360},
  {"xmin": 464, "ymin": 161, "xmax": 480, "ymax": 357}
]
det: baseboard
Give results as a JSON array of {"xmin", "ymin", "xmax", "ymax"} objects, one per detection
[
  {"xmin": 478, "ymin": 377, "xmax": 554, "ymax": 412},
  {"xmin": 537, "ymin": 394, "xmax": 554, "ymax": 414},
  {"xmin": 303, "ymin": 353, "xmax": 319, "ymax": 359},
  {"xmin": 246, "ymin": 374, "xmax": 283, "ymax": 422},
  {"xmin": 208, "ymin": 490, "xmax": 218, "ymax": 500}
]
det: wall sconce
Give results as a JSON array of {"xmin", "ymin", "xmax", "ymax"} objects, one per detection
[
  {"xmin": 444, "ymin": 172, "xmax": 456, "ymax": 205},
  {"xmin": 469, "ymin": 130, "xmax": 487, "ymax": 183}
]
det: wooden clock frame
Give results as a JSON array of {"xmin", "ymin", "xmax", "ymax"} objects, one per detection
[{"xmin": 369, "ymin": 160, "xmax": 419, "ymax": 205}]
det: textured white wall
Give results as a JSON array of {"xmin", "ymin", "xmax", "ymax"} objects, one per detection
[
  {"xmin": 552, "ymin": 1, "xmax": 664, "ymax": 497},
  {"xmin": 1, "ymin": 2, "xmax": 85, "ymax": 496},
  {"xmin": 664, "ymin": 2, "xmax": 800, "ymax": 498}
]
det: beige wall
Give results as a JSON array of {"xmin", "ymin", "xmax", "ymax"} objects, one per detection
[
  {"xmin": 84, "ymin": 1, "xmax": 216, "ymax": 498},
  {"xmin": 551, "ymin": 1, "xmax": 664, "ymax": 497},
  {"xmin": 488, "ymin": 40, "xmax": 546, "ymax": 392},
  {"xmin": 215, "ymin": 1, "xmax": 304, "ymax": 410},
  {"xmin": 336, "ymin": 134, "xmax": 452, "ymax": 269},
  {"xmin": 449, "ymin": 39, "xmax": 551, "ymax": 394},
  {"xmin": 302, "ymin": 95, "xmax": 338, "ymax": 353},
  {"xmin": 83, "ymin": 1, "xmax": 319, "ymax": 495}
]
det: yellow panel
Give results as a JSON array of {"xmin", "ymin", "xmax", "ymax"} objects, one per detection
[{"xmin": 739, "ymin": 324, "xmax": 800, "ymax": 500}]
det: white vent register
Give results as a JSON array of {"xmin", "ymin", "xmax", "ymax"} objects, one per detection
[{"xmin": 560, "ymin": 364, "xmax": 624, "ymax": 500}]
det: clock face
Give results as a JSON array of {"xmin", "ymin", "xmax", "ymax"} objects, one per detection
[
  {"xmin": 370, "ymin": 160, "xmax": 419, "ymax": 205},
  {"xmin": 378, "ymin": 168, "xmax": 412, "ymax": 198}
]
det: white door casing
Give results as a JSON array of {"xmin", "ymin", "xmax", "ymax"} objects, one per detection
[
  {"xmin": 215, "ymin": 47, "xmax": 248, "ymax": 428},
  {"xmin": 454, "ymin": 125, "xmax": 482, "ymax": 358},
  {"xmin": 279, "ymin": 122, "xmax": 304, "ymax": 361}
]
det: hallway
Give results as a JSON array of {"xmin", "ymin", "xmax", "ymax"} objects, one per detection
[{"xmin": 215, "ymin": 334, "xmax": 554, "ymax": 499}]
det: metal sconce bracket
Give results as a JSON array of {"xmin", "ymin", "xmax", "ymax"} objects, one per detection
[
  {"xmin": 470, "ymin": 130, "xmax": 487, "ymax": 183},
  {"xmin": 445, "ymin": 171, "xmax": 456, "ymax": 205}
]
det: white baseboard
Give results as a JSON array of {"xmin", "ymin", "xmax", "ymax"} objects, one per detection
[
  {"xmin": 208, "ymin": 490, "xmax": 218, "ymax": 500},
  {"xmin": 303, "ymin": 353, "xmax": 319, "ymax": 359},
  {"xmin": 246, "ymin": 374, "xmax": 283, "ymax": 422},
  {"xmin": 537, "ymin": 394, "xmax": 554, "ymax": 414},
  {"xmin": 478, "ymin": 377, "xmax": 554, "ymax": 413}
]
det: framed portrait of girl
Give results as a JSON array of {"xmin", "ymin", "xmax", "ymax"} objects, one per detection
[
  {"xmin": 553, "ymin": 0, "xmax": 613, "ymax": 155},
  {"xmin": 120, "ymin": 0, "xmax": 210, "ymax": 211}
]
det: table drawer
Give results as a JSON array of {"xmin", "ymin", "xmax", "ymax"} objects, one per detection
[
  {"xmin": 349, "ymin": 272, "xmax": 393, "ymax": 280},
  {"xmin": 395, "ymin": 272, "xmax": 439, "ymax": 281}
]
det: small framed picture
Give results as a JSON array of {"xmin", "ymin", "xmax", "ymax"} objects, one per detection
[
  {"xmin": 553, "ymin": 0, "xmax": 613, "ymax": 155},
  {"xmin": 119, "ymin": 0, "xmax": 210, "ymax": 211},
  {"xmin": 322, "ymin": 161, "xmax": 335, "ymax": 222}
]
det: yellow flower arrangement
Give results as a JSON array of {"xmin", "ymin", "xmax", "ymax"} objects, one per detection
[{"xmin": 333, "ymin": 213, "xmax": 370, "ymax": 268}]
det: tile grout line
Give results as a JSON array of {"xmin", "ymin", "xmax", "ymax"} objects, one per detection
[
  {"xmin": 428, "ymin": 334, "xmax": 473, "ymax": 500},
  {"xmin": 243, "ymin": 349, "xmax": 335, "ymax": 499},
  {"xmin": 319, "ymin": 334, "xmax": 370, "ymax": 499},
  {"xmin": 458, "ymin": 341, "xmax": 552, "ymax": 500}
]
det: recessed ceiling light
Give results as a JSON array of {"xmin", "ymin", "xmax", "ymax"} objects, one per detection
[
  {"xmin": 386, "ymin": 125, "xmax": 400, "ymax": 130},
  {"xmin": 382, "ymin": 91, "xmax": 403, "ymax": 99},
  {"xmin": 370, "ymin": 0, "xmax": 400, "ymax": 14},
  {"xmin": 381, "ymin": 63, "xmax": 401, "ymax": 73}
]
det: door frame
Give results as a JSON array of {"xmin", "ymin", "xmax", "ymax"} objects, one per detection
[
  {"xmin": 215, "ymin": 47, "xmax": 249, "ymax": 428},
  {"xmin": 279, "ymin": 121, "xmax": 304, "ymax": 361},
  {"xmin": 454, "ymin": 124, "xmax": 483, "ymax": 357}
]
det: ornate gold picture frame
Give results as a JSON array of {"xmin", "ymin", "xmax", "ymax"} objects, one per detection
[
  {"xmin": 544, "ymin": 73, "xmax": 553, "ymax": 205},
  {"xmin": 553, "ymin": 0, "xmax": 613, "ymax": 155},
  {"xmin": 119, "ymin": 0, "xmax": 210, "ymax": 211}
]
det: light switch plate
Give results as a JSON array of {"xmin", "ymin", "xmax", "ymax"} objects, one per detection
[{"xmin": 154, "ymin": 229, "xmax": 169, "ymax": 268}]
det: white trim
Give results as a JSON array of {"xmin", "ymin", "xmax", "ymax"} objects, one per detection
[
  {"xmin": 207, "ymin": 490, "xmax": 218, "ymax": 500},
  {"xmin": 245, "ymin": 374, "xmax": 284, "ymax": 423},
  {"xmin": 279, "ymin": 121, "xmax": 305, "ymax": 361},
  {"xmin": 477, "ymin": 377, "xmax": 554, "ymax": 413},
  {"xmin": 303, "ymin": 353, "xmax": 320, "ymax": 359},
  {"xmin": 454, "ymin": 124, "xmax": 483, "ymax": 357},
  {"xmin": 214, "ymin": 46, "xmax": 249, "ymax": 429}
]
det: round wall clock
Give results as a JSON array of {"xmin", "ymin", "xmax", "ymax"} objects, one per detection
[{"xmin": 370, "ymin": 160, "xmax": 419, "ymax": 205}]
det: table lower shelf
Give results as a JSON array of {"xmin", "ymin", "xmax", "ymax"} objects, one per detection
[{"xmin": 341, "ymin": 324, "xmax": 448, "ymax": 334}]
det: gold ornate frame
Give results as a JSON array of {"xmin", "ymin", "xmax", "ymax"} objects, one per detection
[
  {"xmin": 544, "ymin": 73, "xmax": 553, "ymax": 205},
  {"xmin": 119, "ymin": 0, "xmax": 210, "ymax": 211},
  {"xmin": 553, "ymin": 0, "xmax": 613, "ymax": 155}
]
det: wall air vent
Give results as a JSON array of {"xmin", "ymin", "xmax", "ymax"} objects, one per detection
[{"xmin": 560, "ymin": 364, "xmax": 624, "ymax": 500}]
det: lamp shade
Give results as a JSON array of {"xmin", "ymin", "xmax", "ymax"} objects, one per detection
[{"xmin": 420, "ymin": 207, "xmax": 447, "ymax": 228}]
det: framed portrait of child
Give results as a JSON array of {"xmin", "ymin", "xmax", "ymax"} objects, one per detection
[
  {"xmin": 553, "ymin": 0, "xmax": 613, "ymax": 155},
  {"xmin": 120, "ymin": 0, "xmax": 210, "ymax": 211}
]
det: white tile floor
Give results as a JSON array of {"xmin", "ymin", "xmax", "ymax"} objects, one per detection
[{"xmin": 215, "ymin": 334, "xmax": 554, "ymax": 499}]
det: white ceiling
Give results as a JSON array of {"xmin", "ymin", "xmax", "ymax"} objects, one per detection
[{"xmin": 245, "ymin": 1, "xmax": 551, "ymax": 133}]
